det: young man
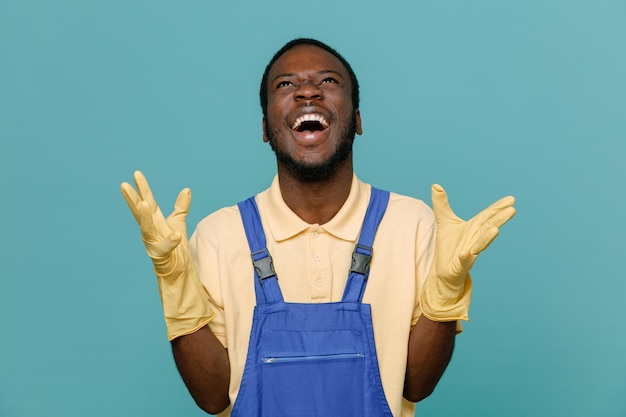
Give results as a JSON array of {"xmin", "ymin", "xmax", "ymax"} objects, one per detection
[{"xmin": 121, "ymin": 38, "xmax": 516, "ymax": 417}]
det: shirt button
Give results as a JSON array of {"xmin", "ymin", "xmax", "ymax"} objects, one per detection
[
  {"xmin": 311, "ymin": 231, "xmax": 319, "ymax": 239},
  {"xmin": 315, "ymin": 279, "xmax": 323, "ymax": 287},
  {"xmin": 314, "ymin": 254, "xmax": 321, "ymax": 261}
]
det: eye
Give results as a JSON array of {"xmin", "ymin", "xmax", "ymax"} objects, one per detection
[
  {"xmin": 321, "ymin": 77, "xmax": 339, "ymax": 85},
  {"xmin": 276, "ymin": 80, "xmax": 293, "ymax": 88}
]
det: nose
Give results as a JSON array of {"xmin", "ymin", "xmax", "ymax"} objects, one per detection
[{"xmin": 294, "ymin": 81, "xmax": 323, "ymax": 102}]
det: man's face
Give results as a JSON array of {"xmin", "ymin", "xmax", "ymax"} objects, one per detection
[{"xmin": 263, "ymin": 44, "xmax": 362, "ymax": 183}]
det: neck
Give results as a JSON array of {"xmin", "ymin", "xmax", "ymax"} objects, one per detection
[{"xmin": 277, "ymin": 160, "xmax": 354, "ymax": 225}]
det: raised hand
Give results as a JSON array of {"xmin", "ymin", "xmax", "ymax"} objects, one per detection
[
  {"xmin": 121, "ymin": 171, "xmax": 191, "ymax": 277},
  {"xmin": 121, "ymin": 171, "xmax": 214, "ymax": 340},
  {"xmin": 420, "ymin": 184, "xmax": 516, "ymax": 322}
]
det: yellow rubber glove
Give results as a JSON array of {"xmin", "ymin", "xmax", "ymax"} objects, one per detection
[
  {"xmin": 121, "ymin": 171, "xmax": 215, "ymax": 341},
  {"xmin": 420, "ymin": 184, "xmax": 516, "ymax": 322}
]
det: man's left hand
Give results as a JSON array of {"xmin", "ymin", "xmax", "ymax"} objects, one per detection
[{"xmin": 420, "ymin": 184, "xmax": 516, "ymax": 322}]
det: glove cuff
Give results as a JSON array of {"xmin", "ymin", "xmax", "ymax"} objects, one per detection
[
  {"xmin": 420, "ymin": 272, "xmax": 473, "ymax": 322},
  {"xmin": 156, "ymin": 256, "xmax": 215, "ymax": 341}
]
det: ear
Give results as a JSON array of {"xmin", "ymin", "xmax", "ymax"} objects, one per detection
[
  {"xmin": 262, "ymin": 118, "xmax": 269, "ymax": 142},
  {"xmin": 355, "ymin": 109, "xmax": 362, "ymax": 135}
]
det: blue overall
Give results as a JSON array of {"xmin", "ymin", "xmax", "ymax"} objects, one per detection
[{"xmin": 232, "ymin": 188, "xmax": 393, "ymax": 417}]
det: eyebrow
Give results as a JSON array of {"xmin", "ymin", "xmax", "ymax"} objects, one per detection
[{"xmin": 271, "ymin": 69, "xmax": 345, "ymax": 85}]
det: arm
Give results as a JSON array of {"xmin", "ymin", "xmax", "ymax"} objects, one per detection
[
  {"xmin": 404, "ymin": 184, "xmax": 516, "ymax": 401},
  {"xmin": 121, "ymin": 171, "xmax": 229, "ymax": 412},
  {"xmin": 120, "ymin": 171, "xmax": 215, "ymax": 340},
  {"xmin": 403, "ymin": 317, "xmax": 456, "ymax": 402},
  {"xmin": 172, "ymin": 326, "xmax": 231, "ymax": 414}
]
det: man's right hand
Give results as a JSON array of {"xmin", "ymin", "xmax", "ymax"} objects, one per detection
[
  {"xmin": 121, "ymin": 170, "xmax": 190, "ymax": 279},
  {"xmin": 121, "ymin": 171, "xmax": 214, "ymax": 340}
]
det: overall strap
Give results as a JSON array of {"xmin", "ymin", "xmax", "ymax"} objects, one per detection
[
  {"xmin": 237, "ymin": 197, "xmax": 284, "ymax": 305},
  {"xmin": 342, "ymin": 187, "xmax": 390, "ymax": 303}
]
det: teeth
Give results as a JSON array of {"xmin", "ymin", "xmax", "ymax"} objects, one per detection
[{"xmin": 291, "ymin": 114, "xmax": 330, "ymax": 130}]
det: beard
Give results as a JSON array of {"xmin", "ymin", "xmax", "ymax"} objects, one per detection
[{"xmin": 266, "ymin": 113, "xmax": 357, "ymax": 183}]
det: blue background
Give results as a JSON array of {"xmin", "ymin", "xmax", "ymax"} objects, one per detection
[{"xmin": 1, "ymin": 1, "xmax": 625, "ymax": 416}]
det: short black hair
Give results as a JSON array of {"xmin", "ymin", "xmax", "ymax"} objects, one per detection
[{"xmin": 259, "ymin": 38, "xmax": 360, "ymax": 119}]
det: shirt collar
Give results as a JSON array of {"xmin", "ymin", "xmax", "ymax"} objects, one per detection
[{"xmin": 261, "ymin": 174, "xmax": 371, "ymax": 242}]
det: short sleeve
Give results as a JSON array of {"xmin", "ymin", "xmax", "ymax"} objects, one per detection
[{"xmin": 190, "ymin": 227, "xmax": 227, "ymax": 347}]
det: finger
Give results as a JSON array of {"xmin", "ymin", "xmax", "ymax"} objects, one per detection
[
  {"xmin": 120, "ymin": 182, "xmax": 141, "ymax": 223},
  {"xmin": 431, "ymin": 184, "xmax": 462, "ymax": 222},
  {"xmin": 134, "ymin": 170, "xmax": 173, "ymax": 233},
  {"xmin": 146, "ymin": 232, "xmax": 183, "ymax": 258},
  {"xmin": 469, "ymin": 225, "xmax": 500, "ymax": 255},
  {"xmin": 458, "ymin": 250, "xmax": 477, "ymax": 270},
  {"xmin": 488, "ymin": 206, "xmax": 516, "ymax": 229},
  {"xmin": 470, "ymin": 195, "xmax": 516, "ymax": 226},
  {"xmin": 133, "ymin": 171, "xmax": 158, "ymax": 214},
  {"xmin": 171, "ymin": 188, "xmax": 191, "ymax": 221},
  {"xmin": 138, "ymin": 200, "xmax": 160, "ymax": 241}
]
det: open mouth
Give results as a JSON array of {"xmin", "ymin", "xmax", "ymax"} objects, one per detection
[{"xmin": 291, "ymin": 114, "xmax": 330, "ymax": 132}]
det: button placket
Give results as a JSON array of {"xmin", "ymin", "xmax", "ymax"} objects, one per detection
[{"xmin": 308, "ymin": 227, "xmax": 329, "ymax": 300}]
